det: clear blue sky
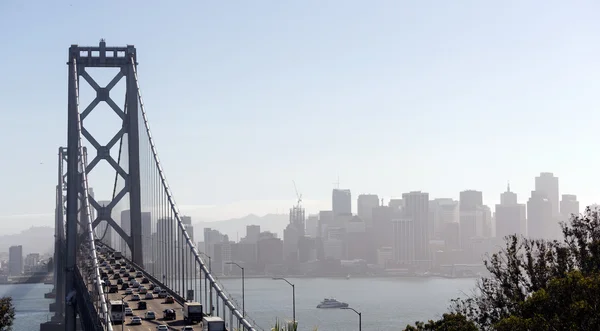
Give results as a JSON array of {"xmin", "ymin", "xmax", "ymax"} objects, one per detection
[{"xmin": 1, "ymin": 1, "xmax": 599, "ymax": 233}]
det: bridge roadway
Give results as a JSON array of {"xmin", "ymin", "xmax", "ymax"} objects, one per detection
[{"xmin": 98, "ymin": 251, "xmax": 201, "ymax": 331}]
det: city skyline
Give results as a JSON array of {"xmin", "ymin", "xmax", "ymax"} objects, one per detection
[{"xmin": 0, "ymin": 171, "xmax": 588, "ymax": 235}]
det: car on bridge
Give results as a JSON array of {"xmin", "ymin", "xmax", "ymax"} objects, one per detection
[
  {"xmin": 136, "ymin": 301, "xmax": 147, "ymax": 310},
  {"xmin": 130, "ymin": 316, "xmax": 142, "ymax": 325},
  {"xmin": 163, "ymin": 308, "xmax": 176, "ymax": 320},
  {"xmin": 144, "ymin": 311, "xmax": 156, "ymax": 320}
]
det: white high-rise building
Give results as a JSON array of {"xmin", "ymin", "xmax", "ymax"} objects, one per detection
[
  {"xmin": 392, "ymin": 218, "xmax": 415, "ymax": 264},
  {"xmin": 560, "ymin": 194, "xmax": 579, "ymax": 222},
  {"xmin": 428, "ymin": 199, "xmax": 458, "ymax": 240},
  {"xmin": 535, "ymin": 172, "xmax": 559, "ymax": 218},
  {"xmin": 495, "ymin": 184, "xmax": 526, "ymax": 239},
  {"xmin": 527, "ymin": 191, "xmax": 553, "ymax": 239},
  {"xmin": 357, "ymin": 194, "xmax": 379, "ymax": 227},
  {"xmin": 332, "ymin": 189, "xmax": 352, "ymax": 217},
  {"xmin": 305, "ymin": 215, "xmax": 318, "ymax": 238},
  {"xmin": 402, "ymin": 191, "xmax": 429, "ymax": 263}
]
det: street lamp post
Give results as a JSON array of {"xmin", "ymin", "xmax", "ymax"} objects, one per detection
[
  {"xmin": 121, "ymin": 294, "xmax": 128, "ymax": 331},
  {"xmin": 225, "ymin": 262, "xmax": 245, "ymax": 318},
  {"xmin": 272, "ymin": 277, "xmax": 295, "ymax": 325},
  {"xmin": 199, "ymin": 252, "xmax": 212, "ymax": 315},
  {"xmin": 342, "ymin": 307, "xmax": 362, "ymax": 331}
]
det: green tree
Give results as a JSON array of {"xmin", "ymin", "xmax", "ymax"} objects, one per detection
[
  {"xmin": 403, "ymin": 313, "xmax": 478, "ymax": 331},
  {"xmin": 494, "ymin": 270, "xmax": 600, "ymax": 330},
  {"xmin": 0, "ymin": 296, "xmax": 15, "ymax": 331},
  {"xmin": 406, "ymin": 207, "xmax": 600, "ymax": 330}
]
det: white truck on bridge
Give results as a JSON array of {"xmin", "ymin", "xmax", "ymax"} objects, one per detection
[
  {"xmin": 202, "ymin": 316, "xmax": 226, "ymax": 331},
  {"xmin": 183, "ymin": 302, "xmax": 204, "ymax": 324}
]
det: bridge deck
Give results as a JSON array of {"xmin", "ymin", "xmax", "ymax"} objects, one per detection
[{"xmin": 99, "ymin": 252, "xmax": 202, "ymax": 331}]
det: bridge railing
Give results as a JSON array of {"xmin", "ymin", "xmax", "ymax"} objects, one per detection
[{"xmin": 131, "ymin": 57, "xmax": 260, "ymax": 331}]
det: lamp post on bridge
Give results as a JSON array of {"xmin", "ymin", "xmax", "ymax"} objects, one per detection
[
  {"xmin": 225, "ymin": 262, "xmax": 245, "ymax": 318},
  {"xmin": 199, "ymin": 252, "xmax": 212, "ymax": 315},
  {"xmin": 120, "ymin": 294, "xmax": 128, "ymax": 331},
  {"xmin": 342, "ymin": 307, "xmax": 362, "ymax": 331},
  {"xmin": 272, "ymin": 277, "xmax": 295, "ymax": 326}
]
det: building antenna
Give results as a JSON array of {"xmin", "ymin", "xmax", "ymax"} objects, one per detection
[
  {"xmin": 333, "ymin": 176, "xmax": 340, "ymax": 189},
  {"xmin": 507, "ymin": 180, "xmax": 511, "ymax": 192}
]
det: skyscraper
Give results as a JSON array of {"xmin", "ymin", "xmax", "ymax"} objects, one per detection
[
  {"xmin": 9, "ymin": 245, "xmax": 23, "ymax": 276},
  {"xmin": 428, "ymin": 198, "xmax": 458, "ymax": 240},
  {"xmin": 560, "ymin": 194, "xmax": 579, "ymax": 222},
  {"xmin": 182, "ymin": 216, "xmax": 194, "ymax": 242},
  {"xmin": 495, "ymin": 184, "xmax": 526, "ymax": 239},
  {"xmin": 332, "ymin": 189, "xmax": 352, "ymax": 217},
  {"xmin": 459, "ymin": 190, "xmax": 484, "ymax": 247},
  {"xmin": 535, "ymin": 172, "xmax": 559, "ymax": 218},
  {"xmin": 402, "ymin": 191, "xmax": 430, "ymax": 263},
  {"xmin": 357, "ymin": 194, "xmax": 379, "ymax": 227},
  {"xmin": 392, "ymin": 218, "xmax": 415, "ymax": 265},
  {"xmin": 527, "ymin": 191, "xmax": 553, "ymax": 239}
]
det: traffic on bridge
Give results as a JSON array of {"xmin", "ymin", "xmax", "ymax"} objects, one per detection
[{"xmin": 96, "ymin": 248, "xmax": 221, "ymax": 331}]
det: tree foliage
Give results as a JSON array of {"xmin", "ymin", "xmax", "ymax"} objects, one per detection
[
  {"xmin": 405, "ymin": 207, "xmax": 600, "ymax": 330},
  {"xmin": 402, "ymin": 313, "xmax": 478, "ymax": 331},
  {"xmin": 0, "ymin": 296, "xmax": 15, "ymax": 331}
]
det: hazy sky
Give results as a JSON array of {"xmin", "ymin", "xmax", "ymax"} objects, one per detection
[{"xmin": 1, "ymin": 1, "xmax": 600, "ymax": 233}]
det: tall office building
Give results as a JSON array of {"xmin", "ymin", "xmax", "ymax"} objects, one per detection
[
  {"xmin": 392, "ymin": 218, "xmax": 415, "ymax": 264},
  {"xmin": 284, "ymin": 205, "xmax": 305, "ymax": 262},
  {"xmin": 332, "ymin": 189, "xmax": 352, "ymax": 217},
  {"xmin": 181, "ymin": 216, "xmax": 194, "ymax": 242},
  {"xmin": 495, "ymin": 184, "xmax": 526, "ymax": 239},
  {"xmin": 560, "ymin": 194, "xmax": 579, "ymax": 222},
  {"xmin": 318, "ymin": 210, "xmax": 334, "ymax": 238},
  {"xmin": 459, "ymin": 190, "xmax": 484, "ymax": 247},
  {"xmin": 357, "ymin": 194, "xmax": 379, "ymax": 227},
  {"xmin": 535, "ymin": 172, "xmax": 559, "ymax": 218},
  {"xmin": 428, "ymin": 198, "xmax": 458, "ymax": 240},
  {"xmin": 527, "ymin": 191, "xmax": 553, "ymax": 239},
  {"xmin": 120, "ymin": 209, "xmax": 151, "ymax": 260},
  {"xmin": 304, "ymin": 215, "xmax": 319, "ymax": 238},
  {"xmin": 155, "ymin": 217, "xmax": 177, "ymax": 276},
  {"xmin": 244, "ymin": 225, "xmax": 261, "ymax": 243},
  {"xmin": 9, "ymin": 245, "xmax": 23, "ymax": 276},
  {"xmin": 402, "ymin": 191, "xmax": 430, "ymax": 263}
]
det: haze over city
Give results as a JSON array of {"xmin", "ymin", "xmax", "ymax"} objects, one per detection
[
  {"xmin": 2, "ymin": 1, "xmax": 600, "ymax": 234},
  {"xmin": 2, "ymin": 1, "xmax": 600, "ymax": 330}
]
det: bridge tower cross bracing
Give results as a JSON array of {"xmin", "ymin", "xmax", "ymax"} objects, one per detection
[{"xmin": 67, "ymin": 40, "xmax": 144, "ymax": 268}]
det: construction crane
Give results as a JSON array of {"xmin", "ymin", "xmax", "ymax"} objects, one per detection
[{"xmin": 292, "ymin": 180, "xmax": 302, "ymax": 208}]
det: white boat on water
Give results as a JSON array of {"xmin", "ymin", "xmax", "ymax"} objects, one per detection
[{"xmin": 316, "ymin": 298, "xmax": 349, "ymax": 309}]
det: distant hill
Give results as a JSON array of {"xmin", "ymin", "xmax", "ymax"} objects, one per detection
[
  {"xmin": 192, "ymin": 213, "xmax": 288, "ymax": 242},
  {"xmin": 0, "ymin": 226, "xmax": 54, "ymax": 255}
]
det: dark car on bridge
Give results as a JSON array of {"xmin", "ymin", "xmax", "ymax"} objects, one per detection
[
  {"xmin": 163, "ymin": 309, "xmax": 176, "ymax": 320},
  {"xmin": 137, "ymin": 301, "xmax": 147, "ymax": 310}
]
